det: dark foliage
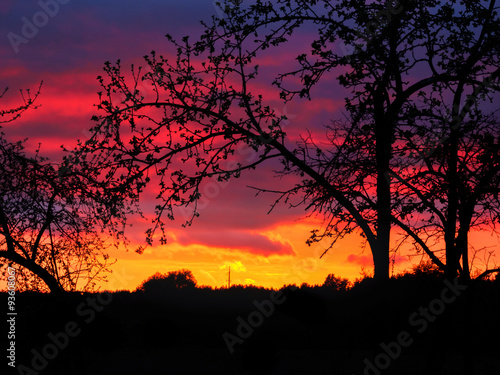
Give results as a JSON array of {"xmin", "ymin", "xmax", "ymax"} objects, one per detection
[
  {"xmin": 135, "ymin": 269, "xmax": 198, "ymax": 293},
  {"xmin": 5, "ymin": 274, "xmax": 500, "ymax": 374}
]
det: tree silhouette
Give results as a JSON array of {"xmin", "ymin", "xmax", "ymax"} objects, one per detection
[
  {"xmin": 0, "ymin": 83, "xmax": 41, "ymax": 124},
  {"xmin": 391, "ymin": 108, "xmax": 500, "ymax": 280},
  {"xmin": 84, "ymin": 0, "xmax": 500, "ymax": 281},
  {"xmin": 0, "ymin": 86, "xmax": 131, "ymax": 293},
  {"xmin": 381, "ymin": 0, "xmax": 500, "ymax": 280},
  {"xmin": 322, "ymin": 273, "xmax": 351, "ymax": 292},
  {"xmin": 0, "ymin": 135, "xmax": 132, "ymax": 293},
  {"xmin": 397, "ymin": 261, "xmax": 444, "ymax": 279},
  {"xmin": 136, "ymin": 269, "xmax": 197, "ymax": 293}
]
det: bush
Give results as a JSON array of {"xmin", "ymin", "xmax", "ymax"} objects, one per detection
[
  {"xmin": 322, "ymin": 274, "xmax": 351, "ymax": 292},
  {"xmin": 136, "ymin": 269, "xmax": 197, "ymax": 293},
  {"xmin": 398, "ymin": 261, "xmax": 444, "ymax": 279}
]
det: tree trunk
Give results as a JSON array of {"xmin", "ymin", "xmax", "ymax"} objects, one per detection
[
  {"xmin": 457, "ymin": 204, "xmax": 474, "ymax": 281},
  {"xmin": 372, "ymin": 236, "xmax": 390, "ymax": 282},
  {"xmin": 374, "ymin": 112, "xmax": 392, "ymax": 282},
  {"xmin": 445, "ymin": 108, "xmax": 460, "ymax": 279},
  {"xmin": 374, "ymin": 164, "xmax": 391, "ymax": 282},
  {"xmin": 458, "ymin": 232, "xmax": 470, "ymax": 281}
]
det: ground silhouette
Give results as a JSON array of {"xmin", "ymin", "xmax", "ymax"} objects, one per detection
[{"xmin": 3, "ymin": 271, "xmax": 500, "ymax": 374}]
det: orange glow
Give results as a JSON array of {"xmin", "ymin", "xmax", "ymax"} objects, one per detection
[
  {"xmin": 3, "ymin": 24, "xmax": 499, "ymax": 294},
  {"xmin": 97, "ymin": 218, "xmax": 375, "ymax": 292}
]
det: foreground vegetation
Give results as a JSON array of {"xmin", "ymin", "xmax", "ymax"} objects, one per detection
[{"xmin": 4, "ymin": 270, "xmax": 500, "ymax": 375}]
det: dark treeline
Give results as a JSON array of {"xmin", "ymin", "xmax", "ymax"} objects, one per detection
[{"xmin": 3, "ymin": 270, "xmax": 500, "ymax": 375}]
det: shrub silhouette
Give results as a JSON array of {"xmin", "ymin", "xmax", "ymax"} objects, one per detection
[
  {"xmin": 136, "ymin": 269, "xmax": 197, "ymax": 293},
  {"xmin": 398, "ymin": 261, "xmax": 444, "ymax": 279},
  {"xmin": 322, "ymin": 274, "xmax": 351, "ymax": 292}
]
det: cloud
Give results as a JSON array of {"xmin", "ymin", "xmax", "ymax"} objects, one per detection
[
  {"xmin": 391, "ymin": 254, "xmax": 409, "ymax": 265},
  {"xmin": 346, "ymin": 254, "xmax": 373, "ymax": 267},
  {"xmin": 0, "ymin": 0, "xmax": 342, "ymax": 236},
  {"xmin": 199, "ymin": 270, "xmax": 217, "ymax": 284},
  {"xmin": 346, "ymin": 253, "xmax": 407, "ymax": 268},
  {"xmin": 219, "ymin": 261, "xmax": 246, "ymax": 272},
  {"xmin": 176, "ymin": 230, "xmax": 295, "ymax": 257}
]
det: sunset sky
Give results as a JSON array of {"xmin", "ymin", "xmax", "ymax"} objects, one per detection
[{"xmin": 1, "ymin": 1, "xmax": 498, "ymax": 291}]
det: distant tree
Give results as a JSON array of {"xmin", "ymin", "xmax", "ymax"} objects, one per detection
[
  {"xmin": 197, "ymin": 285, "xmax": 212, "ymax": 291},
  {"xmin": 322, "ymin": 273, "xmax": 351, "ymax": 292},
  {"xmin": 300, "ymin": 282, "xmax": 312, "ymax": 290},
  {"xmin": 352, "ymin": 267, "xmax": 374, "ymax": 288},
  {"xmin": 397, "ymin": 261, "xmax": 444, "ymax": 279},
  {"xmin": 84, "ymin": 0, "xmax": 500, "ymax": 282},
  {"xmin": 136, "ymin": 269, "xmax": 197, "ymax": 293},
  {"xmin": 281, "ymin": 283, "xmax": 299, "ymax": 291},
  {"xmin": 227, "ymin": 284, "xmax": 265, "ymax": 290}
]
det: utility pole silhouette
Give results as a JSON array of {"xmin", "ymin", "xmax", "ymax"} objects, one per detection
[{"xmin": 227, "ymin": 266, "xmax": 231, "ymax": 289}]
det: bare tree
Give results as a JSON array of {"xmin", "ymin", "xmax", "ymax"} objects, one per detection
[
  {"xmin": 390, "ymin": 94, "xmax": 500, "ymax": 280},
  {"xmin": 0, "ymin": 85, "xmax": 132, "ymax": 293},
  {"xmin": 84, "ymin": 0, "xmax": 500, "ymax": 281}
]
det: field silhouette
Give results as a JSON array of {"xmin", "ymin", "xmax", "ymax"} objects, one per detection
[{"xmin": 4, "ymin": 271, "xmax": 500, "ymax": 375}]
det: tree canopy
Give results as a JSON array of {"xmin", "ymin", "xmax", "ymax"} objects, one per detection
[{"xmin": 136, "ymin": 269, "xmax": 198, "ymax": 293}]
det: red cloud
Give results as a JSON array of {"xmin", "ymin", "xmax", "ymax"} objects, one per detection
[
  {"xmin": 391, "ymin": 254, "xmax": 409, "ymax": 265},
  {"xmin": 346, "ymin": 254, "xmax": 373, "ymax": 267},
  {"xmin": 176, "ymin": 230, "xmax": 295, "ymax": 257},
  {"xmin": 347, "ymin": 253, "xmax": 408, "ymax": 267}
]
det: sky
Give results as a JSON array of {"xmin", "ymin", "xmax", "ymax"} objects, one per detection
[{"xmin": 0, "ymin": 1, "xmax": 497, "ymax": 291}]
